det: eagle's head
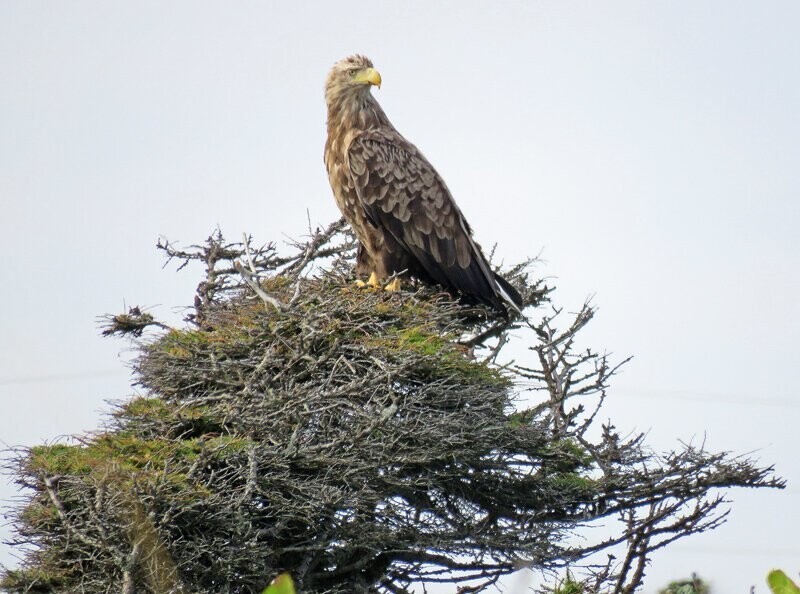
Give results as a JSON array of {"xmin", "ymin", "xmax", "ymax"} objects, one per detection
[{"xmin": 325, "ymin": 55, "xmax": 382, "ymax": 105}]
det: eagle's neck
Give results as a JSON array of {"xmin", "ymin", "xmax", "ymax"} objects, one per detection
[{"xmin": 325, "ymin": 89, "xmax": 391, "ymax": 160}]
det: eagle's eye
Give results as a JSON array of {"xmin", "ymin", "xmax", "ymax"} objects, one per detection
[{"xmin": 347, "ymin": 68, "xmax": 357, "ymax": 76}]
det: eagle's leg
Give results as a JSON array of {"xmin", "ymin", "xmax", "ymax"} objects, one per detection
[{"xmin": 384, "ymin": 278, "xmax": 402, "ymax": 292}]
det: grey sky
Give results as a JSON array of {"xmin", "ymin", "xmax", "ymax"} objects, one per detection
[{"xmin": 1, "ymin": 1, "xmax": 798, "ymax": 592}]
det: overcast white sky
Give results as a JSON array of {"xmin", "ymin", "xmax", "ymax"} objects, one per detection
[{"xmin": 1, "ymin": 2, "xmax": 798, "ymax": 592}]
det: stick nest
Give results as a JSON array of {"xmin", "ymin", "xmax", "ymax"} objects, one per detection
[{"xmin": 1, "ymin": 220, "xmax": 783, "ymax": 594}]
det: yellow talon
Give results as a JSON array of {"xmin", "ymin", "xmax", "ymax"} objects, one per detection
[
  {"xmin": 356, "ymin": 272, "xmax": 382, "ymax": 289},
  {"xmin": 384, "ymin": 278, "xmax": 402, "ymax": 292}
]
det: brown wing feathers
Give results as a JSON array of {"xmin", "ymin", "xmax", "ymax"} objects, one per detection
[{"xmin": 349, "ymin": 134, "xmax": 522, "ymax": 313}]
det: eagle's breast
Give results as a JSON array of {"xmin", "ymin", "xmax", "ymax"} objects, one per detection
[{"xmin": 325, "ymin": 128, "xmax": 387, "ymax": 258}]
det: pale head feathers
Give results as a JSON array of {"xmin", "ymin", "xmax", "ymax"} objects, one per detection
[
  {"xmin": 325, "ymin": 55, "xmax": 374, "ymax": 89},
  {"xmin": 325, "ymin": 55, "xmax": 379, "ymax": 107},
  {"xmin": 324, "ymin": 55, "xmax": 390, "ymax": 148}
]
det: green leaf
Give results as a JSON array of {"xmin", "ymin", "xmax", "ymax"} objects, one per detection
[
  {"xmin": 262, "ymin": 573, "xmax": 296, "ymax": 594},
  {"xmin": 767, "ymin": 570, "xmax": 800, "ymax": 594}
]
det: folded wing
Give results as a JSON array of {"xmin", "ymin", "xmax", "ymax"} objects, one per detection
[{"xmin": 348, "ymin": 130, "xmax": 522, "ymax": 312}]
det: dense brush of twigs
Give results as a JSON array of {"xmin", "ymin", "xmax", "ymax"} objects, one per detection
[{"xmin": 1, "ymin": 220, "xmax": 784, "ymax": 594}]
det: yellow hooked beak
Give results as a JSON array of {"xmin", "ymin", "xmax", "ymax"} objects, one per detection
[{"xmin": 354, "ymin": 67, "xmax": 381, "ymax": 88}]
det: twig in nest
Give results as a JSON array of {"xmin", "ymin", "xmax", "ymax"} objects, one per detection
[
  {"xmin": 242, "ymin": 233, "xmax": 258, "ymax": 274},
  {"xmin": 101, "ymin": 306, "xmax": 170, "ymax": 337},
  {"xmin": 233, "ymin": 260, "xmax": 283, "ymax": 311}
]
